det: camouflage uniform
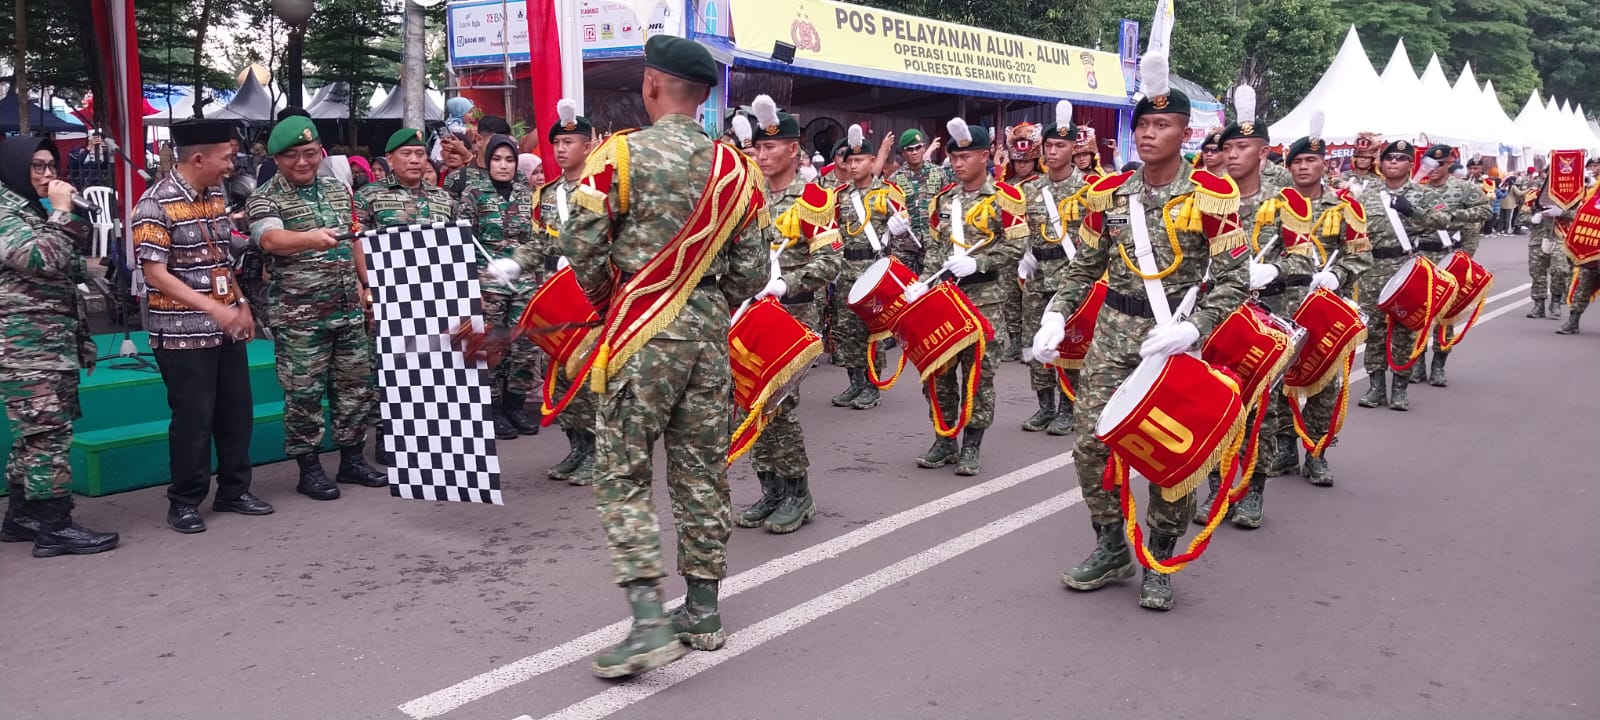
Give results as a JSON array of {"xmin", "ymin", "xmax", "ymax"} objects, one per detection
[
  {"xmin": 0, "ymin": 186, "xmax": 94, "ymax": 500},
  {"xmin": 1412, "ymin": 175, "xmax": 1494, "ymax": 381},
  {"xmin": 997, "ymin": 170, "xmax": 1038, "ymax": 360},
  {"xmin": 1337, "ymin": 169, "xmax": 1380, "ymax": 196},
  {"xmin": 559, "ymin": 114, "xmax": 768, "ymax": 586},
  {"xmin": 1354, "ymin": 180, "xmax": 1449, "ymax": 408},
  {"xmin": 1528, "ymin": 186, "xmax": 1576, "ymax": 318},
  {"xmin": 887, "ymin": 161, "xmax": 953, "ymax": 270},
  {"xmin": 830, "ymin": 178, "xmax": 906, "ymax": 407},
  {"xmin": 246, "ymin": 174, "xmax": 374, "ymax": 456},
  {"xmin": 1020, "ymin": 168, "xmax": 1089, "ymax": 434},
  {"xmin": 457, "ymin": 174, "xmax": 540, "ymax": 407},
  {"xmin": 441, "ymin": 164, "xmax": 492, "ymax": 203},
  {"xmin": 530, "ymin": 177, "xmax": 598, "ymax": 482},
  {"xmin": 918, "ymin": 177, "xmax": 1028, "ymax": 474}
]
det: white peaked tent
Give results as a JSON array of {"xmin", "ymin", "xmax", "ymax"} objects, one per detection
[
  {"xmin": 1454, "ymin": 64, "xmax": 1523, "ymax": 153},
  {"xmin": 368, "ymin": 86, "xmax": 389, "ymax": 112},
  {"xmin": 1476, "ymin": 78, "xmax": 1525, "ymax": 151},
  {"xmin": 1566, "ymin": 103, "xmax": 1599, "ymax": 152},
  {"xmin": 1513, "ymin": 89, "xmax": 1550, "ymax": 154},
  {"xmin": 1379, "ymin": 40, "xmax": 1427, "ymax": 138},
  {"xmin": 1269, "ymin": 26, "xmax": 1411, "ymax": 142},
  {"xmin": 1416, "ymin": 54, "xmax": 1497, "ymax": 153}
]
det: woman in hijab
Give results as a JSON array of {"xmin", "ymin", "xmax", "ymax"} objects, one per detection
[
  {"xmin": 317, "ymin": 154, "xmax": 353, "ymax": 190},
  {"xmin": 347, "ymin": 155, "xmax": 373, "ymax": 190},
  {"xmin": 369, "ymin": 157, "xmax": 390, "ymax": 184},
  {"xmin": 457, "ymin": 134, "xmax": 541, "ymax": 439},
  {"xmin": 0, "ymin": 136, "xmax": 120, "ymax": 557},
  {"xmin": 518, "ymin": 152, "xmax": 544, "ymax": 186}
]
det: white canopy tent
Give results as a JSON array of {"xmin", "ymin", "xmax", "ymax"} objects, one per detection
[
  {"xmin": 1513, "ymin": 89, "xmax": 1550, "ymax": 154},
  {"xmin": 1415, "ymin": 54, "xmax": 1498, "ymax": 154},
  {"xmin": 1268, "ymin": 26, "xmax": 1413, "ymax": 142},
  {"xmin": 368, "ymin": 86, "xmax": 389, "ymax": 112},
  {"xmin": 1378, "ymin": 40, "xmax": 1428, "ymax": 140},
  {"xmin": 1454, "ymin": 64, "xmax": 1524, "ymax": 154}
]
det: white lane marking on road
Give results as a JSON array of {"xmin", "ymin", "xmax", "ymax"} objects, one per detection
[
  {"xmin": 400, "ymin": 453, "xmax": 1076, "ymax": 719},
  {"xmin": 408, "ymin": 284, "xmax": 1534, "ymax": 719},
  {"xmin": 515, "ymin": 489, "xmax": 1086, "ymax": 720},
  {"xmin": 1483, "ymin": 283, "xmax": 1530, "ymax": 306}
]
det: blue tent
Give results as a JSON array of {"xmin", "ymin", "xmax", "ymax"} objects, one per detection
[{"xmin": 0, "ymin": 91, "xmax": 86, "ymax": 133}]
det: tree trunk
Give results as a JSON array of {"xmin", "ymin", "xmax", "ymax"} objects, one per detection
[
  {"xmin": 191, "ymin": 0, "xmax": 216, "ymax": 118},
  {"xmin": 402, "ymin": 0, "xmax": 426, "ymax": 129},
  {"xmin": 286, "ymin": 24, "xmax": 305, "ymax": 108},
  {"xmin": 14, "ymin": 0, "xmax": 29, "ymax": 134},
  {"xmin": 74, "ymin": 0, "xmax": 107, "ymax": 129}
]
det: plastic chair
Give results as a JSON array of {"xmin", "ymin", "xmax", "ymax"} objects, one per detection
[{"xmin": 82, "ymin": 185, "xmax": 118, "ymax": 258}]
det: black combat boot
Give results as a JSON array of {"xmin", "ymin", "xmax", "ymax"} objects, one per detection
[
  {"xmin": 1137, "ymin": 532, "xmax": 1180, "ymax": 611},
  {"xmin": 569, "ymin": 432, "xmax": 596, "ymax": 487},
  {"xmin": 1001, "ymin": 334, "xmax": 1024, "ymax": 362},
  {"xmin": 1267, "ymin": 434, "xmax": 1300, "ymax": 477},
  {"xmin": 1061, "ymin": 521, "xmax": 1135, "ymax": 590},
  {"xmin": 1358, "ymin": 369, "xmax": 1387, "ymax": 408},
  {"xmin": 1022, "ymin": 388, "xmax": 1055, "ymax": 432},
  {"xmin": 765, "ymin": 475, "xmax": 815, "ymax": 533},
  {"xmin": 1389, "ymin": 373, "xmax": 1410, "ymax": 412},
  {"xmin": 1556, "ymin": 309, "xmax": 1583, "ymax": 334},
  {"xmin": 592, "ymin": 580, "xmax": 688, "ymax": 678},
  {"xmin": 1429, "ymin": 351, "xmax": 1448, "ymax": 387},
  {"xmin": 735, "ymin": 471, "xmax": 784, "ymax": 528},
  {"xmin": 549, "ymin": 429, "xmax": 585, "ymax": 481},
  {"xmin": 375, "ymin": 424, "xmax": 395, "ymax": 466},
  {"xmin": 336, "ymin": 444, "xmax": 388, "ymax": 487},
  {"xmin": 1232, "ymin": 475, "xmax": 1265, "ymax": 529},
  {"xmin": 955, "ymin": 428, "xmax": 985, "ymax": 477},
  {"xmin": 503, "ymin": 391, "xmax": 541, "ymax": 435},
  {"xmin": 831, "ymin": 369, "xmax": 867, "ymax": 407},
  {"xmin": 851, "ymin": 380, "xmax": 881, "ymax": 409},
  {"xmin": 0, "ymin": 486, "xmax": 43, "ymax": 543},
  {"xmin": 1408, "ymin": 353, "xmax": 1428, "ymax": 384},
  {"xmin": 1303, "ymin": 453, "xmax": 1334, "ymax": 487},
  {"xmin": 1046, "ymin": 390, "xmax": 1075, "ymax": 436},
  {"xmin": 1526, "ymin": 300, "xmax": 1546, "ymax": 319},
  {"xmin": 491, "ymin": 406, "xmax": 518, "ymax": 440},
  {"xmin": 1193, "ymin": 472, "xmax": 1221, "ymax": 525},
  {"xmin": 1550, "ymin": 301, "xmax": 1565, "ymax": 319},
  {"xmin": 295, "ymin": 453, "xmax": 340, "ymax": 500},
  {"xmin": 670, "ymin": 578, "xmax": 726, "ymax": 651},
  {"xmin": 29, "ymin": 497, "xmax": 119, "ymax": 558},
  {"xmin": 915, "ymin": 435, "xmax": 959, "ymax": 469}
]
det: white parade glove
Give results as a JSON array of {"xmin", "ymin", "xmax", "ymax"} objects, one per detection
[
  {"xmin": 1018, "ymin": 249, "xmax": 1038, "ymax": 281},
  {"xmin": 1139, "ymin": 320, "xmax": 1200, "ymax": 359},
  {"xmin": 488, "ymin": 258, "xmax": 521, "ymax": 285},
  {"xmin": 887, "ymin": 213, "xmax": 911, "ymax": 238},
  {"xmin": 1541, "ymin": 237, "xmax": 1556, "ymax": 254},
  {"xmin": 757, "ymin": 274, "xmax": 787, "ymax": 300},
  {"xmin": 1543, "ymin": 206, "xmax": 1563, "ymax": 218},
  {"xmin": 903, "ymin": 280, "xmax": 931, "ymax": 303},
  {"xmin": 1529, "ymin": 212, "xmax": 1542, "ymax": 226},
  {"xmin": 556, "ymin": 256, "xmax": 571, "ymax": 271},
  {"xmin": 1310, "ymin": 270, "xmax": 1340, "ymax": 292},
  {"xmin": 1031, "ymin": 311, "xmax": 1066, "ymax": 363},
  {"xmin": 943, "ymin": 254, "xmax": 978, "ymax": 278},
  {"xmin": 1248, "ymin": 262, "xmax": 1279, "ymax": 290}
]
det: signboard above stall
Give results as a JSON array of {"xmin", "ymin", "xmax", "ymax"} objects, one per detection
[{"xmin": 447, "ymin": 0, "xmax": 687, "ymax": 67}]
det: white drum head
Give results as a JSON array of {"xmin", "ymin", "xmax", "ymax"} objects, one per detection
[
  {"xmin": 1377, "ymin": 257, "xmax": 1420, "ymax": 306},
  {"xmin": 1095, "ymin": 354, "xmax": 1170, "ymax": 437},
  {"xmin": 847, "ymin": 257, "xmax": 896, "ymax": 305}
]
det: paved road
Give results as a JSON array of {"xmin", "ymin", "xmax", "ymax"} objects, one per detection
[{"xmin": 2, "ymin": 236, "xmax": 1595, "ymax": 720}]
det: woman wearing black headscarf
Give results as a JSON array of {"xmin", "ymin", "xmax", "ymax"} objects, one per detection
[
  {"xmin": 0, "ymin": 136, "xmax": 120, "ymax": 557},
  {"xmin": 455, "ymin": 133, "xmax": 541, "ymax": 438}
]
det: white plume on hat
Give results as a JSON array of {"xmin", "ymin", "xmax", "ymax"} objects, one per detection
[
  {"xmin": 752, "ymin": 94, "xmax": 780, "ymax": 130},
  {"xmin": 1309, "ymin": 109, "xmax": 1325, "ymax": 140},
  {"xmin": 848, "ymin": 123, "xmax": 864, "ymax": 152},
  {"xmin": 557, "ymin": 98, "xmax": 577, "ymax": 126},
  {"xmin": 731, "ymin": 114, "xmax": 752, "ymax": 145},
  {"xmin": 947, "ymin": 117, "xmax": 972, "ymax": 147},
  {"xmin": 1233, "ymin": 84, "xmax": 1257, "ymax": 125},
  {"xmin": 1136, "ymin": 52, "xmax": 1170, "ymax": 105},
  {"xmin": 1055, "ymin": 100, "xmax": 1073, "ymax": 131}
]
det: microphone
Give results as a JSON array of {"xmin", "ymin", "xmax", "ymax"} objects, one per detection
[{"xmin": 71, "ymin": 193, "xmax": 101, "ymax": 216}]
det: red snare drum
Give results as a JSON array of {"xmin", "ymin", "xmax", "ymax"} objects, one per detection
[
  {"xmin": 1095, "ymin": 354, "xmax": 1247, "ymax": 501},
  {"xmin": 1285, "ymin": 288, "xmax": 1367, "ymax": 395},
  {"xmin": 846, "ymin": 257, "xmax": 918, "ymax": 342},
  {"xmin": 1200, "ymin": 300, "xmax": 1300, "ymax": 406},
  {"xmin": 1051, "ymin": 280, "xmax": 1108, "ymax": 370}
]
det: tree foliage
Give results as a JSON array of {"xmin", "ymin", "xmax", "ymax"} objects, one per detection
[
  {"xmin": 1239, "ymin": 0, "xmax": 1342, "ymax": 124},
  {"xmin": 1333, "ymin": 0, "xmax": 1455, "ymax": 74},
  {"xmin": 1526, "ymin": 0, "xmax": 1600, "ymax": 113},
  {"xmin": 1441, "ymin": 0, "xmax": 1539, "ymax": 116}
]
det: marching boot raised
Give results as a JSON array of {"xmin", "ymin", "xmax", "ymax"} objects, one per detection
[
  {"xmin": 294, "ymin": 453, "xmax": 340, "ymax": 500},
  {"xmin": 764, "ymin": 475, "xmax": 815, "ymax": 534},
  {"xmin": 28, "ymin": 497, "xmax": 119, "ymax": 558},
  {"xmin": 1137, "ymin": 532, "xmax": 1180, "ymax": 611},
  {"xmin": 735, "ymin": 471, "xmax": 784, "ymax": 528},
  {"xmin": 592, "ymin": 579, "xmax": 688, "ymax": 678},
  {"xmin": 1556, "ymin": 309, "xmax": 1582, "ymax": 334},
  {"xmin": 1232, "ymin": 475, "xmax": 1265, "ymax": 529},
  {"xmin": 1303, "ymin": 453, "xmax": 1334, "ymax": 486},
  {"xmin": 336, "ymin": 444, "xmax": 388, "ymax": 487},
  {"xmin": 503, "ymin": 391, "xmax": 540, "ymax": 435},
  {"xmin": 831, "ymin": 368, "xmax": 868, "ymax": 407},
  {"xmin": 955, "ymin": 427, "xmax": 985, "ymax": 477},
  {"xmin": 1525, "ymin": 300, "xmax": 1545, "ymax": 318},
  {"xmin": 1389, "ymin": 373, "xmax": 1411, "ymax": 412},
  {"xmin": 670, "ymin": 578, "xmax": 726, "ymax": 650},
  {"xmin": 1428, "ymin": 350, "xmax": 1448, "ymax": 387},
  {"xmin": 1021, "ymin": 388, "xmax": 1056, "ymax": 432},
  {"xmin": 1046, "ymin": 390, "xmax": 1074, "ymax": 436},
  {"xmin": 1358, "ymin": 369, "xmax": 1387, "ymax": 408},
  {"xmin": 1061, "ymin": 521, "xmax": 1135, "ymax": 591},
  {"xmin": 915, "ymin": 435, "xmax": 959, "ymax": 469}
]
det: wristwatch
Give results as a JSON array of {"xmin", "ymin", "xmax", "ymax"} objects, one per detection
[{"xmin": 48, "ymin": 209, "xmax": 74, "ymax": 225}]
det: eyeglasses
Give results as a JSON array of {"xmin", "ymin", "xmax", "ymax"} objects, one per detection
[
  {"xmin": 281, "ymin": 148, "xmax": 322, "ymax": 164},
  {"xmin": 903, "ymin": 144, "xmax": 925, "ymax": 152},
  {"xmin": 30, "ymin": 161, "xmax": 58, "ymax": 175},
  {"xmin": 1381, "ymin": 154, "xmax": 1411, "ymax": 162}
]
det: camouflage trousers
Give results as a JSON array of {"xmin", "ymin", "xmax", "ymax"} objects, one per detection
[
  {"xmin": 1001, "ymin": 275, "xmax": 1025, "ymax": 345},
  {"xmin": 481, "ymin": 291, "xmax": 540, "ymax": 403},
  {"xmin": 1460, "ymin": 232, "xmax": 1481, "ymax": 257},
  {"xmin": 830, "ymin": 260, "xmax": 878, "ymax": 368},
  {"xmin": 550, "ymin": 358, "xmax": 596, "ymax": 433},
  {"xmin": 1023, "ymin": 287, "xmax": 1058, "ymax": 392},
  {"xmin": 1528, "ymin": 238, "xmax": 1574, "ymax": 304},
  {"xmin": 1071, "ymin": 310, "xmax": 1195, "ymax": 536},
  {"xmin": 1358, "ymin": 256, "xmax": 1418, "ymax": 375},
  {"xmin": 274, "ymin": 314, "xmax": 375, "ymax": 456},
  {"xmin": 1266, "ymin": 375, "xmax": 1342, "ymax": 449},
  {"xmin": 923, "ymin": 302, "xmax": 1000, "ymax": 432},
  {"xmin": 1, "ymin": 368, "xmax": 79, "ymax": 500},
  {"xmin": 1572, "ymin": 262, "xmax": 1600, "ymax": 313},
  {"xmin": 749, "ymin": 301, "xmax": 821, "ymax": 478},
  {"xmin": 593, "ymin": 339, "xmax": 733, "ymax": 585}
]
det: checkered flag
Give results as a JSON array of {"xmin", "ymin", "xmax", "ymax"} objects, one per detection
[{"xmin": 361, "ymin": 221, "xmax": 502, "ymax": 505}]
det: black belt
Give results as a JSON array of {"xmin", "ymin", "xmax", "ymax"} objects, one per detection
[
  {"xmin": 781, "ymin": 290, "xmax": 816, "ymax": 305},
  {"xmin": 1032, "ymin": 245, "xmax": 1070, "ymax": 262},
  {"xmin": 1256, "ymin": 275, "xmax": 1311, "ymax": 298},
  {"xmin": 1104, "ymin": 287, "xmax": 1192, "ymax": 319},
  {"xmin": 956, "ymin": 270, "xmax": 999, "ymax": 287},
  {"xmin": 1371, "ymin": 246, "xmax": 1414, "ymax": 260},
  {"xmin": 843, "ymin": 247, "xmax": 882, "ymax": 262},
  {"xmin": 1417, "ymin": 241, "xmax": 1447, "ymax": 252},
  {"xmin": 620, "ymin": 272, "xmax": 717, "ymax": 289}
]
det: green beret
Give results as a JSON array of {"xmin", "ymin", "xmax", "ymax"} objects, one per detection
[
  {"xmin": 944, "ymin": 123, "xmax": 993, "ymax": 154},
  {"xmin": 1285, "ymin": 135, "xmax": 1327, "ymax": 164},
  {"xmin": 1381, "ymin": 140, "xmax": 1415, "ymax": 159},
  {"xmin": 1133, "ymin": 88, "xmax": 1191, "ymax": 123},
  {"xmin": 1423, "ymin": 144, "xmax": 1455, "ymax": 163},
  {"xmin": 1042, "ymin": 121, "xmax": 1078, "ymax": 143},
  {"xmin": 548, "ymin": 115, "xmax": 594, "ymax": 143},
  {"xmin": 1218, "ymin": 119, "xmax": 1269, "ymax": 145},
  {"xmin": 898, "ymin": 129, "xmax": 927, "ymax": 150},
  {"xmin": 753, "ymin": 111, "xmax": 801, "ymax": 141},
  {"xmin": 386, "ymin": 127, "xmax": 427, "ymax": 153},
  {"xmin": 267, "ymin": 115, "xmax": 319, "ymax": 156},
  {"xmin": 645, "ymin": 35, "xmax": 718, "ymax": 87},
  {"xmin": 1200, "ymin": 128, "xmax": 1225, "ymax": 151}
]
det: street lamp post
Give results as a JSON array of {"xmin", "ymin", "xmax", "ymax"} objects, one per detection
[{"xmin": 273, "ymin": 0, "xmax": 314, "ymax": 109}]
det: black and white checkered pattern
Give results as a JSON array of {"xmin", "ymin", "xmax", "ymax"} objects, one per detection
[{"xmin": 362, "ymin": 222, "xmax": 502, "ymax": 505}]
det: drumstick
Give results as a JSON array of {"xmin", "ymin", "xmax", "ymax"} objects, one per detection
[
  {"xmin": 730, "ymin": 298, "xmax": 755, "ymax": 325},
  {"xmin": 1320, "ymin": 250, "xmax": 1341, "ymax": 273},
  {"xmin": 1252, "ymin": 238, "xmax": 1277, "ymax": 264}
]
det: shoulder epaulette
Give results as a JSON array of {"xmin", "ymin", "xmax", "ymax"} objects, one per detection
[
  {"xmin": 1083, "ymin": 170, "xmax": 1134, "ymax": 213},
  {"xmin": 1188, "ymin": 169, "xmax": 1240, "ymax": 216},
  {"xmin": 1339, "ymin": 192, "xmax": 1368, "ymax": 234},
  {"xmin": 580, "ymin": 130, "xmax": 635, "ymax": 214},
  {"xmin": 993, "ymin": 181, "xmax": 1027, "ymax": 217},
  {"xmin": 797, "ymin": 183, "xmax": 837, "ymax": 228},
  {"xmin": 881, "ymin": 181, "xmax": 907, "ymax": 207}
]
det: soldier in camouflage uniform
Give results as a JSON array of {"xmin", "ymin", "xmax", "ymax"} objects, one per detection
[
  {"xmin": 887, "ymin": 129, "xmax": 952, "ymax": 273},
  {"xmin": 1019, "ymin": 102, "xmax": 1092, "ymax": 436},
  {"xmin": 996, "ymin": 124, "xmax": 1042, "ymax": 363},
  {"xmin": 0, "ymin": 136, "xmax": 120, "ymax": 557},
  {"xmin": 830, "ymin": 126, "xmax": 912, "ymax": 410},
  {"xmin": 354, "ymin": 129, "xmax": 456, "ymax": 465},
  {"xmin": 558, "ymin": 36, "xmax": 768, "ymax": 677},
  {"xmin": 1032, "ymin": 64, "xmax": 1250, "ymax": 610},
  {"xmin": 1197, "ymin": 127, "xmax": 1226, "ymax": 176},
  {"xmin": 1354, "ymin": 140, "xmax": 1450, "ymax": 412},
  {"xmin": 458, "ymin": 132, "xmax": 542, "ymax": 440},
  {"xmin": 916, "ymin": 118, "xmax": 1028, "ymax": 477},
  {"xmin": 1526, "ymin": 178, "xmax": 1575, "ymax": 320},
  {"xmin": 248, "ymin": 116, "xmax": 387, "ymax": 501},
  {"xmin": 733, "ymin": 96, "xmax": 845, "ymax": 535},
  {"xmin": 1411, "ymin": 145, "xmax": 1494, "ymax": 387},
  {"xmin": 524, "ymin": 102, "xmax": 599, "ymax": 484},
  {"xmin": 1557, "ymin": 260, "xmax": 1597, "ymax": 334},
  {"xmin": 1337, "ymin": 132, "xmax": 1383, "ymax": 196}
]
